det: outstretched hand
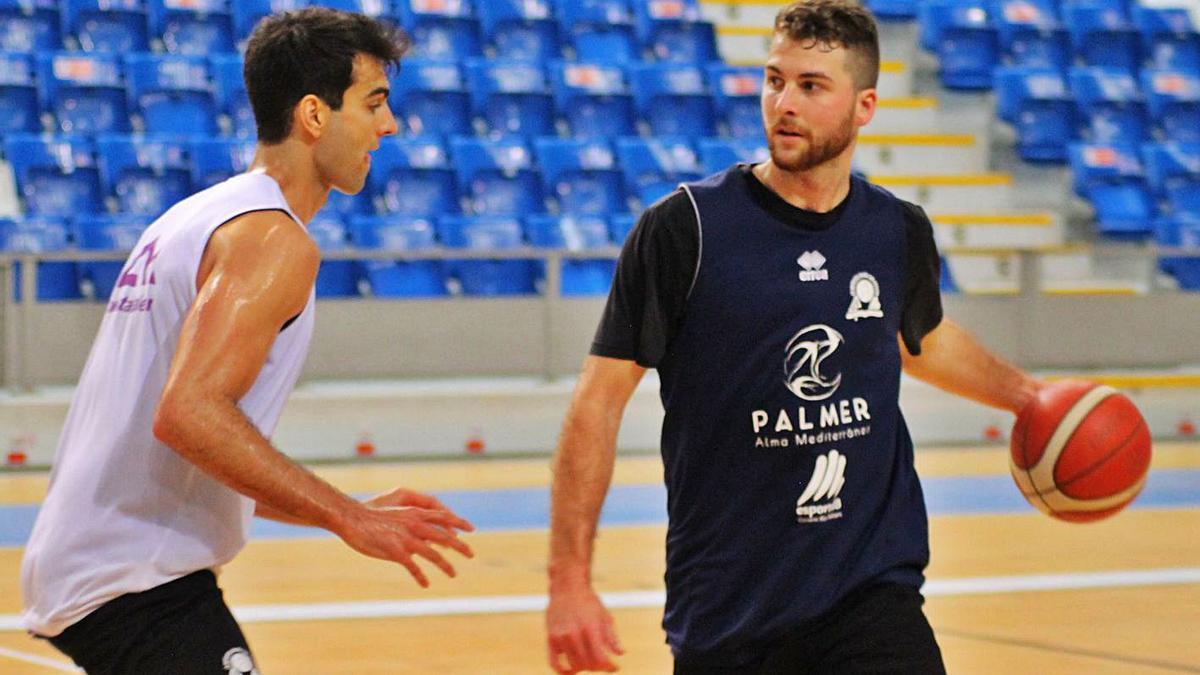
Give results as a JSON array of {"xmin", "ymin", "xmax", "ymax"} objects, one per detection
[
  {"xmin": 546, "ymin": 585, "xmax": 624, "ymax": 673},
  {"xmin": 337, "ymin": 487, "xmax": 475, "ymax": 587}
]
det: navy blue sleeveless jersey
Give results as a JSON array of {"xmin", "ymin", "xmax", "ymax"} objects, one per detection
[{"xmin": 593, "ymin": 167, "xmax": 940, "ymax": 666}]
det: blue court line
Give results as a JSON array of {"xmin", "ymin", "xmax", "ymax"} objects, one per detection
[{"xmin": 1, "ymin": 469, "xmax": 1197, "ymax": 547}]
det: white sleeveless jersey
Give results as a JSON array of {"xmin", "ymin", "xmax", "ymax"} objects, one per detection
[{"xmin": 21, "ymin": 173, "xmax": 317, "ymax": 637}]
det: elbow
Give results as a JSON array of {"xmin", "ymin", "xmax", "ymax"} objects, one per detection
[{"xmin": 152, "ymin": 392, "xmax": 189, "ymax": 449}]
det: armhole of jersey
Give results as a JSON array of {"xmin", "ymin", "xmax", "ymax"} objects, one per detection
[{"xmin": 680, "ymin": 184, "xmax": 703, "ymax": 302}]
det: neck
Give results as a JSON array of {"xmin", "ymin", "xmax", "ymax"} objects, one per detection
[
  {"xmin": 752, "ymin": 143, "xmax": 856, "ymax": 213},
  {"xmin": 248, "ymin": 139, "xmax": 330, "ymax": 223}
]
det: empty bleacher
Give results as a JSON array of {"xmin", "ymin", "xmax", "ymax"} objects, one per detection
[{"xmin": 0, "ymin": 0, "xmax": 1197, "ymax": 303}]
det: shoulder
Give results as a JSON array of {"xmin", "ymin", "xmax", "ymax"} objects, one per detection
[
  {"xmin": 632, "ymin": 189, "xmax": 699, "ymax": 249},
  {"xmin": 199, "ymin": 209, "xmax": 319, "ymax": 290}
]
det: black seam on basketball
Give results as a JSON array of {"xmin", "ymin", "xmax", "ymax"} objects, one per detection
[{"xmin": 1056, "ymin": 419, "xmax": 1149, "ymax": 492}]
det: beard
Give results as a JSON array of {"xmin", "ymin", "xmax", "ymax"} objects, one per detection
[{"xmin": 767, "ymin": 103, "xmax": 858, "ymax": 173}]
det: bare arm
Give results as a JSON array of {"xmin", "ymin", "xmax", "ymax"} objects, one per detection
[
  {"xmin": 154, "ymin": 212, "xmax": 472, "ymax": 585},
  {"xmin": 900, "ymin": 318, "xmax": 1041, "ymax": 414},
  {"xmin": 547, "ymin": 355, "xmax": 646, "ymax": 674}
]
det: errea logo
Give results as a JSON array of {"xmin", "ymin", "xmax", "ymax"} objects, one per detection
[{"xmin": 797, "ymin": 250, "xmax": 829, "ymax": 282}]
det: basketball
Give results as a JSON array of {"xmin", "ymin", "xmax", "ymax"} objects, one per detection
[{"xmin": 1009, "ymin": 380, "xmax": 1152, "ymax": 522}]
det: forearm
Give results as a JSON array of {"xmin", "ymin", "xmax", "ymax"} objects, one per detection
[
  {"xmin": 902, "ymin": 319, "xmax": 1040, "ymax": 414},
  {"xmin": 155, "ymin": 395, "xmax": 360, "ymax": 534},
  {"xmin": 548, "ymin": 397, "xmax": 622, "ymax": 591}
]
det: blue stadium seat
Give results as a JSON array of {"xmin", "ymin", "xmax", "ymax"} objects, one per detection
[
  {"xmin": 211, "ymin": 53, "xmax": 254, "ymax": 138},
  {"xmin": 4, "ymin": 134, "xmax": 103, "ymax": 218},
  {"xmin": 389, "ymin": 58, "xmax": 472, "ymax": 137},
  {"xmin": 707, "ymin": 64, "xmax": 762, "ymax": 139},
  {"xmin": 1143, "ymin": 142, "xmax": 1200, "ymax": 218},
  {"xmin": 609, "ymin": 212, "xmax": 636, "ymax": 243},
  {"xmin": 615, "ymin": 136, "xmax": 702, "ymax": 207},
  {"xmin": 1064, "ymin": 4, "xmax": 1140, "ymax": 72},
  {"xmin": 1069, "ymin": 67, "xmax": 1148, "ymax": 144},
  {"xmin": 534, "ymin": 137, "xmax": 626, "ymax": 216},
  {"xmin": 525, "ymin": 214, "xmax": 616, "ymax": 296},
  {"xmin": 1132, "ymin": 4, "xmax": 1200, "ymax": 71},
  {"xmin": 921, "ymin": 0, "xmax": 999, "ymax": 90},
  {"xmin": 347, "ymin": 214, "xmax": 448, "ymax": 297},
  {"xmin": 308, "ymin": 209, "xmax": 361, "ymax": 298},
  {"xmin": 125, "ymin": 53, "xmax": 218, "ymax": 135},
  {"xmin": 0, "ymin": 0, "xmax": 61, "ymax": 52},
  {"xmin": 37, "ymin": 52, "xmax": 130, "ymax": 134},
  {"xmin": 232, "ymin": 0, "xmax": 308, "ymax": 44},
  {"xmin": 450, "ymin": 136, "xmax": 543, "ymax": 215},
  {"xmin": 1153, "ymin": 215, "xmax": 1200, "ymax": 289},
  {"xmin": 438, "ymin": 214, "xmax": 538, "ymax": 295},
  {"xmin": 147, "ymin": 0, "xmax": 233, "ymax": 55},
  {"xmin": 632, "ymin": 0, "xmax": 718, "ymax": 63},
  {"xmin": 62, "ymin": 0, "xmax": 150, "ymax": 52},
  {"xmin": 0, "ymin": 216, "xmax": 81, "ymax": 300},
  {"xmin": 996, "ymin": 0, "xmax": 1070, "ymax": 69},
  {"xmin": 188, "ymin": 137, "xmax": 255, "ymax": 188},
  {"xmin": 73, "ymin": 213, "xmax": 151, "ymax": 300},
  {"xmin": 939, "ymin": 255, "xmax": 959, "ymax": 293},
  {"xmin": 549, "ymin": 60, "xmax": 636, "ymax": 139},
  {"xmin": 558, "ymin": 0, "xmax": 637, "ymax": 63},
  {"xmin": 1068, "ymin": 142, "xmax": 1155, "ymax": 237},
  {"xmin": 994, "ymin": 66, "xmax": 1077, "ymax": 162},
  {"xmin": 698, "ymin": 136, "xmax": 768, "ymax": 175},
  {"xmin": 464, "ymin": 58, "xmax": 555, "ymax": 138},
  {"xmin": 393, "ymin": 0, "xmax": 482, "ymax": 60},
  {"xmin": 1142, "ymin": 69, "xmax": 1200, "ymax": 143},
  {"xmin": 96, "ymin": 134, "xmax": 192, "ymax": 216},
  {"xmin": 0, "ymin": 52, "xmax": 41, "ymax": 133},
  {"xmin": 476, "ymin": 0, "xmax": 559, "ymax": 62},
  {"xmin": 629, "ymin": 62, "xmax": 715, "ymax": 137},
  {"xmin": 321, "ymin": 0, "xmax": 391, "ymax": 15},
  {"xmin": 368, "ymin": 135, "xmax": 458, "ymax": 216}
]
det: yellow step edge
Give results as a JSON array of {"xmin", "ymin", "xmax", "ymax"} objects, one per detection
[
  {"xmin": 1046, "ymin": 374, "xmax": 1200, "ymax": 389},
  {"xmin": 1041, "ymin": 287, "xmax": 1142, "ymax": 296},
  {"xmin": 859, "ymin": 134, "xmax": 976, "ymax": 146},
  {"xmin": 933, "ymin": 214, "xmax": 1054, "ymax": 226},
  {"xmin": 877, "ymin": 97, "xmax": 938, "ymax": 108},
  {"xmin": 869, "ymin": 173, "xmax": 1012, "ymax": 186}
]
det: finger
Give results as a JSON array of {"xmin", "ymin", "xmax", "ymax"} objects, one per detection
[
  {"xmin": 411, "ymin": 542, "xmax": 457, "ymax": 578},
  {"xmin": 397, "ymin": 555, "xmax": 429, "ymax": 588},
  {"xmin": 583, "ymin": 626, "xmax": 619, "ymax": 672},
  {"xmin": 602, "ymin": 616, "xmax": 624, "ymax": 656},
  {"xmin": 414, "ymin": 522, "xmax": 475, "ymax": 558},
  {"xmin": 547, "ymin": 637, "xmax": 574, "ymax": 675},
  {"xmin": 563, "ymin": 630, "xmax": 593, "ymax": 674},
  {"xmin": 418, "ymin": 508, "xmax": 475, "ymax": 532}
]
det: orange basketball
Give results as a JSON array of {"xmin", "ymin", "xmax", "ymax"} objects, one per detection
[{"xmin": 1009, "ymin": 380, "xmax": 1152, "ymax": 522}]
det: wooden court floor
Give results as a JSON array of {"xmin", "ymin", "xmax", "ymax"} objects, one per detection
[{"xmin": 1, "ymin": 443, "xmax": 1197, "ymax": 674}]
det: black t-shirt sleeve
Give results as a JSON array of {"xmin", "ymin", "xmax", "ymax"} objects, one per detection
[
  {"xmin": 899, "ymin": 200, "xmax": 944, "ymax": 356},
  {"xmin": 590, "ymin": 189, "xmax": 699, "ymax": 368}
]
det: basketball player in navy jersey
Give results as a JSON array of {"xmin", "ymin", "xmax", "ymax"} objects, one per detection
[
  {"xmin": 22, "ymin": 10, "xmax": 472, "ymax": 673},
  {"xmin": 545, "ymin": 1, "xmax": 1043, "ymax": 672}
]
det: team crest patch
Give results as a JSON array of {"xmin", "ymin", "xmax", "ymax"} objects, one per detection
[{"xmin": 845, "ymin": 272, "xmax": 883, "ymax": 321}]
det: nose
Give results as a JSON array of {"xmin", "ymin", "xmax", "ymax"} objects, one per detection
[
  {"xmin": 380, "ymin": 105, "xmax": 399, "ymax": 137},
  {"xmin": 772, "ymin": 82, "xmax": 801, "ymax": 116}
]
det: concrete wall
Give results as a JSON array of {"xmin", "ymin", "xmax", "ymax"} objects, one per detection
[{"xmin": 5, "ymin": 292, "xmax": 1200, "ymax": 391}]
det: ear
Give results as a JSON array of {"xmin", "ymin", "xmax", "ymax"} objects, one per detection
[
  {"xmin": 854, "ymin": 88, "xmax": 877, "ymax": 128},
  {"xmin": 293, "ymin": 93, "xmax": 329, "ymax": 140}
]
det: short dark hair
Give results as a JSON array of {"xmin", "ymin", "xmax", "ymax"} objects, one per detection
[
  {"xmin": 774, "ymin": 0, "xmax": 880, "ymax": 90},
  {"xmin": 243, "ymin": 8, "xmax": 409, "ymax": 143}
]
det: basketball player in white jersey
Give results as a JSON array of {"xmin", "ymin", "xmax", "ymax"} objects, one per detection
[{"xmin": 20, "ymin": 9, "xmax": 474, "ymax": 673}]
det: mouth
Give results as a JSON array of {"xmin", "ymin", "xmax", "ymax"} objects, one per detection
[{"xmin": 775, "ymin": 127, "xmax": 806, "ymax": 139}]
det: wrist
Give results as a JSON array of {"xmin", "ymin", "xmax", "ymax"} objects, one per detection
[{"xmin": 548, "ymin": 561, "xmax": 591, "ymax": 593}]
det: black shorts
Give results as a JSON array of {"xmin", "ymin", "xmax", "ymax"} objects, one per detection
[
  {"xmin": 674, "ymin": 583, "xmax": 946, "ymax": 675},
  {"xmin": 43, "ymin": 570, "xmax": 259, "ymax": 675}
]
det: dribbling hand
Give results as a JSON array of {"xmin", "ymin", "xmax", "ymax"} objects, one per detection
[{"xmin": 337, "ymin": 487, "xmax": 474, "ymax": 587}]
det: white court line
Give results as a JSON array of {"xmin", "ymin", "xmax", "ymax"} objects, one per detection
[
  {"xmin": 2, "ymin": 567, "xmax": 1198, "ymax": 632},
  {"xmin": 0, "ymin": 646, "xmax": 80, "ymax": 672}
]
